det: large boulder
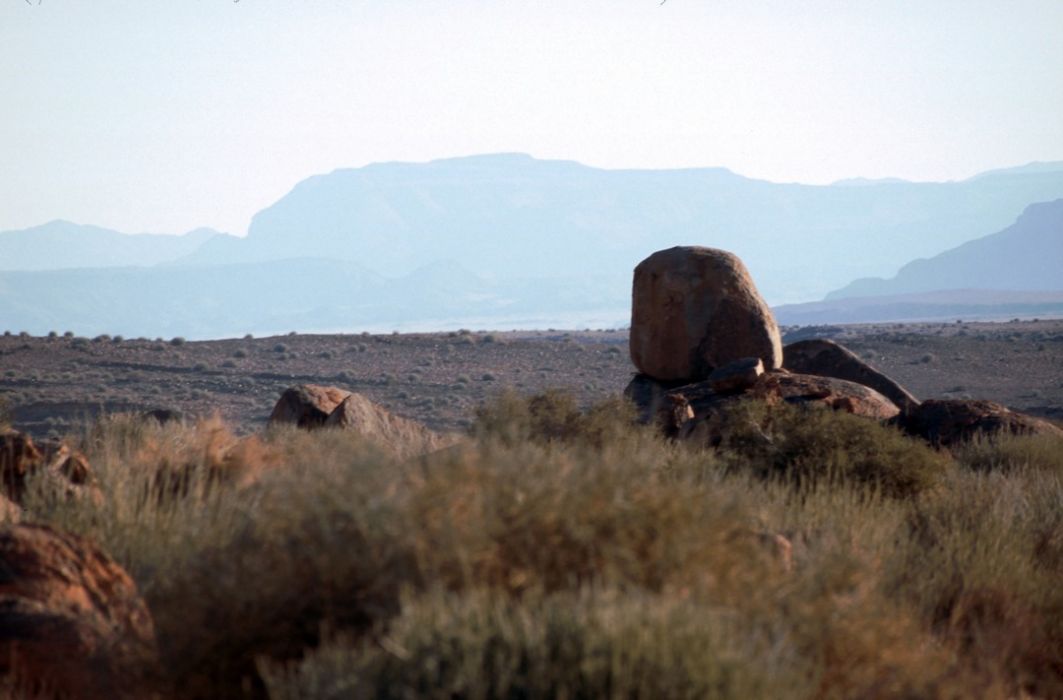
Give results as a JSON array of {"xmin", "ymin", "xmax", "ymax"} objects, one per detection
[
  {"xmin": 269, "ymin": 384, "xmax": 352, "ymax": 429},
  {"xmin": 0, "ymin": 524, "xmax": 159, "ymax": 698},
  {"xmin": 898, "ymin": 399, "xmax": 1063, "ymax": 448},
  {"xmin": 783, "ymin": 338, "xmax": 919, "ymax": 413},
  {"xmin": 324, "ymin": 393, "xmax": 456, "ymax": 457},
  {"xmin": 630, "ymin": 246, "xmax": 783, "ymax": 383}
]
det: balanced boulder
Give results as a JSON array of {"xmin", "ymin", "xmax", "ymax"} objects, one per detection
[
  {"xmin": 0, "ymin": 524, "xmax": 159, "ymax": 698},
  {"xmin": 630, "ymin": 246, "xmax": 783, "ymax": 382},
  {"xmin": 898, "ymin": 399, "xmax": 1063, "ymax": 448},
  {"xmin": 269, "ymin": 384, "xmax": 352, "ymax": 429},
  {"xmin": 325, "ymin": 392, "xmax": 455, "ymax": 457},
  {"xmin": 783, "ymin": 338, "xmax": 919, "ymax": 413}
]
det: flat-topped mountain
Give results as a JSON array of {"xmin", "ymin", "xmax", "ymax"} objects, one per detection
[{"xmin": 176, "ymin": 154, "xmax": 1063, "ymax": 303}]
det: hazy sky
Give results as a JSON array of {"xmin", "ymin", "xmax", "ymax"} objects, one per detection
[{"xmin": 3, "ymin": 0, "xmax": 1062, "ymax": 236}]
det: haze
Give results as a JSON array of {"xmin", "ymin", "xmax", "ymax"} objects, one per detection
[{"xmin": 3, "ymin": 0, "xmax": 1062, "ymax": 236}]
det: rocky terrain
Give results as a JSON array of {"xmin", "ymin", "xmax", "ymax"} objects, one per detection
[{"xmin": 2, "ymin": 318, "xmax": 1061, "ymax": 440}]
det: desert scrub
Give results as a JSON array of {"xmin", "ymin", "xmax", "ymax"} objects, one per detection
[
  {"xmin": 953, "ymin": 431, "xmax": 1063, "ymax": 474},
  {"xmin": 699, "ymin": 400, "xmax": 948, "ymax": 498},
  {"xmin": 471, "ymin": 388, "xmax": 643, "ymax": 449},
  {"xmin": 14, "ymin": 402, "xmax": 1063, "ymax": 699},
  {"xmin": 261, "ymin": 589, "xmax": 807, "ymax": 700}
]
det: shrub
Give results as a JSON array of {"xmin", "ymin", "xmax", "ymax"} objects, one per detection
[
  {"xmin": 954, "ymin": 432, "xmax": 1063, "ymax": 474},
  {"xmin": 702, "ymin": 400, "xmax": 948, "ymax": 498},
  {"xmin": 170, "ymin": 337, "xmax": 187, "ymax": 346}
]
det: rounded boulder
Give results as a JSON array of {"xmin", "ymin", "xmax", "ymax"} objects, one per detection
[{"xmin": 630, "ymin": 246, "xmax": 783, "ymax": 382}]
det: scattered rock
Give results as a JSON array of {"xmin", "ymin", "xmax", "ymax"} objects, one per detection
[
  {"xmin": 0, "ymin": 429, "xmax": 42, "ymax": 502},
  {"xmin": 706, "ymin": 356, "xmax": 764, "ymax": 394},
  {"xmin": 783, "ymin": 338, "xmax": 919, "ymax": 412},
  {"xmin": 324, "ymin": 392, "xmax": 456, "ymax": 457},
  {"xmin": 897, "ymin": 399, "xmax": 1063, "ymax": 448},
  {"xmin": 0, "ymin": 524, "xmax": 159, "ymax": 698},
  {"xmin": 269, "ymin": 384, "xmax": 352, "ymax": 429},
  {"xmin": 630, "ymin": 246, "xmax": 783, "ymax": 383}
]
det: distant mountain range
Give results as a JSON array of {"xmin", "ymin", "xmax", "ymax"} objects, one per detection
[
  {"xmin": 828, "ymin": 199, "xmax": 1063, "ymax": 299},
  {"xmin": 1, "ymin": 155, "xmax": 1062, "ymax": 337},
  {"xmin": 0, "ymin": 220, "xmax": 232, "ymax": 271}
]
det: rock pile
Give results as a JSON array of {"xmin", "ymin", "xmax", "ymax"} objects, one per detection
[
  {"xmin": 270, "ymin": 384, "xmax": 456, "ymax": 456},
  {"xmin": 627, "ymin": 246, "xmax": 1060, "ymax": 446}
]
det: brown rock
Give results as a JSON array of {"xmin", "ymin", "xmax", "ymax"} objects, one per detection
[
  {"xmin": 672, "ymin": 370, "xmax": 901, "ymax": 445},
  {"xmin": 0, "ymin": 524, "xmax": 159, "ymax": 698},
  {"xmin": 325, "ymin": 392, "xmax": 457, "ymax": 457},
  {"xmin": 624, "ymin": 374, "xmax": 695, "ymax": 437},
  {"xmin": 630, "ymin": 246, "xmax": 783, "ymax": 382},
  {"xmin": 706, "ymin": 356, "xmax": 764, "ymax": 394},
  {"xmin": 783, "ymin": 338, "xmax": 919, "ymax": 413},
  {"xmin": 269, "ymin": 384, "xmax": 352, "ymax": 429},
  {"xmin": 898, "ymin": 399, "xmax": 1063, "ymax": 448},
  {"xmin": 1, "ymin": 429, "xmax": 42, "ymax": 502}
]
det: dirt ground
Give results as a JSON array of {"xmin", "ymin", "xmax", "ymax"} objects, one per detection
[{"xmin": 2, "ymin": 320, "xmax": 1061, "ymax": 439}]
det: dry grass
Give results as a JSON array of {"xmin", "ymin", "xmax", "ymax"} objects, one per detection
[{"xmin": 11, "ymin": 394, "xmax": 1063, "ymax": 699}]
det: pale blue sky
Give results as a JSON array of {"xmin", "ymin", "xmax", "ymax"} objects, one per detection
[{"xmin": 2, "ymin": 0, "xmax": 1062, "ymax": 235}]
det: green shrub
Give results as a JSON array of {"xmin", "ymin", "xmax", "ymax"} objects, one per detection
[{"xmin": 705, "ymin": 401, "xmax": 948, "ymax": 498}]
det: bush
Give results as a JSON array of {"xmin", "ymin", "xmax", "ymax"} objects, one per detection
[
  {"xmin": 703, "ymin": 401, "xmax": 948, "ymax": 498},
  {"xmin": 170, "ymin": 337, "xmax": 187, "ymax": 346}
]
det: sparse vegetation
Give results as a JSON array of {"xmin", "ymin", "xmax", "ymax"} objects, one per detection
[{"xmin": 9, "ymin": 394, "xmax": 1063, "ymax": 699}]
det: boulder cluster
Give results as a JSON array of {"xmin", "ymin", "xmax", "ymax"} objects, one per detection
[
  {"xmin": 269, "ymin": 383, "xmax": 455, "ymax": 457},
  {"xmin": 627, "ymin": 246, "xmax": 1061, "ymax": 445}
]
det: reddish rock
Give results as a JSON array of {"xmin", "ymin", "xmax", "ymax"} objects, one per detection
[
  {"xmin": 624, "ymin": 373, "xmax": 690, "ymax": 429},
  {"xmin": 898, "ymin": 399, "xmax": 1063, "ymax": 448},
  {"xmin": 749, "ymin": 372, "xmax": 902, "ymax": 421},
  {"xmin": 630, "ymin": 246, "xmax": 783, "ymax": 383},
  {"xmin": 1, "ymin": 429, "xmax": 42, "ymax": 502},
  {"xmin": 0, "ymin": 524, "xmax": 159, "ymax": 698},
  {"xmin": 783, "ymin": 338, "xmax": 919, "ymax": 413},
  {"xmin": 269, "ymin": 384, "xmax": 352, "ymax": 429},
  {"xmin": 706, "ymin": 356, "xmax": 764, "ymax": 394},
  {"xmin": 324, "ymin": 392, "xmax": 456, "ymax": 457}
]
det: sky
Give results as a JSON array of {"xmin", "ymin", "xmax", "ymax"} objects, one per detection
[{"xmin": 2, "ymin": 0, "xmax": 1062, "ymax": 236}]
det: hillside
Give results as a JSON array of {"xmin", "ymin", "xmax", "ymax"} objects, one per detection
[
  {"xmin": 0, "ymin": 220, "xmax": 232, "ymax": 271},
  {"xmin": 177, "ymin": 154, "xmax": 1063, "ymax": 304},
  {"xmin": 829, "ymin": 199, "xmax": 1063, "ymax": 299}
]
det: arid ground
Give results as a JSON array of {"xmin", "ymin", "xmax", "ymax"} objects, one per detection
[{"xmin": 2, "ymin": 319, "xmax": 1062, "ymax": 439}]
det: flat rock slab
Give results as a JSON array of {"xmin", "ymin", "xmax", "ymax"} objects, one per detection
[
  {"xmin": 630, "ymin": 246, "xmax": 783, "ymax": 383},
  {"xmin": 783, "ymin": 338, "xmax": 919, "ymax": 413}
]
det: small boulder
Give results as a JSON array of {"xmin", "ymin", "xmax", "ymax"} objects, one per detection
[
  {"xmin": 898, "ymin": 399, "xmax": 1063, "ymax": 448},
  {"xmin": 324, "ymin": 392, "xmax": 455, "ymax": 457},
  {"xmin": 1, "ymin": 429, "xmax": 42, "ymax": 502},
  {"xmin": 783, "ymin": 338, "xmax": 919, "ymax": 413},
  {"xmin": 630, "ymin": 246, "xmax": 783, "ymax": 383},
  {"xmin": 706, "ymin": 356, "xmax": 764, "ymax": 394},
  {"xmin": 624, "ymin": 374, "xmax": 695, "ymax": 437},
  {"xmin": 0, "ymin": 524, "xmax": 159, "ymax": 698},
  {"xmin": 269, "ymin": 384, "xmax": 352, "ymax": 429}
]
